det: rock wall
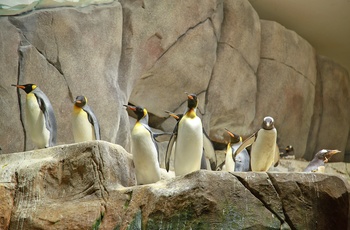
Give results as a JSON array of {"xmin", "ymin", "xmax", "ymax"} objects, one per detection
[
  {"xmin": 0, "ymin": 0, "xmax": 349, "ymax": 161},
  {"xmin": 0, "ymin": 141, "xmax": 348, "ymax": 229}
]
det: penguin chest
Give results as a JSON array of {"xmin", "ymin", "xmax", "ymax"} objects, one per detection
[
  {"xmin": 131, "ymin": 123, "xmax": 160, "ymax": 184},
  {"xmin": 224, "ymin": 144, "xmax": 235, "ymax": 172},
  {"xmin": 25, "ymin": 94, "xmax": 50, "ymax": 148},
  {"xmin": 174, "ymin": 116, "xmax": 203, "ymax": 176},
  {"xmin": 251, "ymin": 129, "xmax": 277, "ymax": 171},
  {"xmin": 72, "ymin": 108, "xmax": 96, "ymax": 142}
]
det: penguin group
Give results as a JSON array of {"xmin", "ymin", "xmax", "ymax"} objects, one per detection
[
  {"xmin": 12, "ymin": 84, "xmax": 100, "ymax": 150},
  {"xmin": 12, "ymin": 84, "xmax": 341, "ymax": 185}
]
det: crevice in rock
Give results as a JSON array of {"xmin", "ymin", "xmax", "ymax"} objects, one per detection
[
  {"xmin": 92, "ymin": 145, "xmax": 109, "ymax": 203},
  {"xmin": 260, "ymin": 56, "xmax": 315, "ymax": 87},
  {"xmin": 51, "ymin": 15, "xmax": 74, "ymax": 103},
  {"xmin": 266, "ymin": 173, "xmax": 296, "ymax": 230},
  {"xmin": 231, "ymin": 173, "xmax": 286, "ymax": 227},
  {"xmin": 218, "ymin": 41, "xmax": 256, "ymax": 74},
  {"xmin": 15, "ymin": 43, "xmax": 27, "ymax": 152},
  {"xmin": 153, "ymin": 17, "xmax": 211, "ymax": 66},
  {"xmin": 204, "ymin": 18, "xmax": 219, "ymax": 117},
  {"xmin": 9, "ymin": 16, "xmax": 74, "ymax": 103}
]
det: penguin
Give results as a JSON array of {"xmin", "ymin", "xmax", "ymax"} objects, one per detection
[
  {"xmin": 165, "ymin": 93, "xmax": 203, "ymax": 176},
  {"xmin": 72, "ymin": 95, "xmax": 101, "ymax": 142},
  {"xmin": 12, "ymin": 84, "xmax": 57, "ymax": 148},
  {"xmin": 280, "ymin": 145, "xmax": 295, "ymax": 159},
  {"xmin": 222, "ymin": 129, "xmax": 250, "ymax": 172},
  {"xmin": 234, "ymin": 116, "xmax": 277, "ymax": 172},
  {"xmin": 124, "ymin": 104, "xmax": 161, "ymax": 185},
  {"xmin": 165, "ymin": 111, "xmax": 217, "ymax": 170},
  {"xmin": 303, "ymin": 149, "xmax": 340, "ymax": 173}
]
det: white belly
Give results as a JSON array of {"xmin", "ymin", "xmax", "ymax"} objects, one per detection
[
  {"xmin": 72, "ymin": 109, "xmax": 96, "ymax": 142},
  {"xmin": 174, "ymin": 116, "xmax": 203, "ymax": 176},
  {"xmin": 251, "ymin": 129, "xmax": 277, "ymax": 172},
  {"xmin": 131, "ymin": 123, "xmax": 160, "ymax": 185},
  {"xmin": 26, "ymin": 94, "xmax": 50, "ymax": 148},
  {"xmin": 224, "ymin": 144, "xmax": 235, "ymax": 172}
]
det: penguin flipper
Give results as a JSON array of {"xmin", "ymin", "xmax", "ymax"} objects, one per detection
[
  {"xmin": 233, "ymin": 132, "xmax": 257, "ymax": 159},
  {"xmin": 200, "ymin": 150, "xmax": 207, "ymax": 170},
  {"xmin": 35, "ymin": 91, "xmax": 57, "ymax": 147},
  {"xmin": 84, "ymin": 105, "xmax": 101, "ymax": 140},
  {"xmin": 153, "ymin": 132, "xmax": 173, "ymax": 142},
  {"xmin": 203, "ymin": 129, "xmax": 217, "ymax": 170},
  {"xmin": 165, "ymin": 132, "xmax": 177, "ymax": 172}
]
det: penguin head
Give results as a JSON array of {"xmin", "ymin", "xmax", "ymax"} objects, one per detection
[
  {"xmin": 262, "ymin": 116, "xmax": 275, "ymax": 130},
  {"xmin": 74, "ymin": 95, "xmax": 87, "ymax": 108},
  {"xmin": 12, "ymin": 84, "xmax": 37, "ymax": 94},
  {"xmin": 225, "ymin": 128, "xmax": 241, "ymax": 144},
  {"xmin": 186, "ymin": 93, "xmax": 198, "ymax": 109},
  {"xmin": 124, "ymin": 105, "xmax": 147, "ymax": 121},
  {"xmin": 314, "ymin": 149, "xmax": 340, "ymax": 162},
  {"xmin": 285, "ymin": 145, "xmax": 294, "ymax": 153}
]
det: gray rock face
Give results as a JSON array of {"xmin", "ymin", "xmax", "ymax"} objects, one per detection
[
  {"xmin": 0, "ymin": 0, "xmax": 349, "ymax": 162},
  {"xmin": 1, "ymin": 2, "xmax": 129, "ymax": 153},
  {"xmin": 0, "ymin": 142, "xmax": 348, "ymax": 229}
]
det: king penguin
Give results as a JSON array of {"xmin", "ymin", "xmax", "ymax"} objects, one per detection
[
  {"xmin": 303, "ymin": 149, "xmax": 340, "ymax": 173},
  {"xmin": 234, "ymin": 116, "xmax": 277, "ymax": 172},
  {"xmin": 165, "ymin": 111, "xmax": 216, "ymax": 171},
  {"xmin": 124, "ymin": 104, "xmax": 161, "ymax": 185},
  {"xmin": 12, "ymin": 84, "xmax": 57, "ymax": 149},
  {"xmin": 165, "ymin": 93, "xmax": 203, "ymax": 176},
  {"xmin": 72, "ymin": 95, "xmax": 101, "ymax": 142},
  {"xmin": 223, "ymin": 129, "xmax": 250, "ymax": 172}
]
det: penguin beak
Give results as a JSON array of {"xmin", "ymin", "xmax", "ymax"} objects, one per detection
[
  {"xmin": 123, "ymin": 104, "xmax": 136, "ymax": 111},
  {"xmin": 11, "ymin": 84, "xmax": 25, "ymax": 89},
  {"xmin": 185, "ymin": 92, "xmax": 193, "ymax": 100},
  {"xmin": 225, "ymin": 128, "xmax": 235, "ymax": 138},
  {"xmin": 324, "ymin": 150, "xmax": 340, "ymax": 162}
]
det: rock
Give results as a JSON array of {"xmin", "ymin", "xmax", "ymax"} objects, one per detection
[
  {"xmin": 1, "ymin": 142, "xmax": 349, "ymax": 229},
  {"xmin": 254, "ymin": 20, "xmax": 317, "ymax": 159},
  {"xmin": 0, "ymin": 2, "xmax": 129, "ymax": 153},
  {"xmin": 205, "ymin": 0, "xmax": 261, "ymax": 142},
  {"xmin": 306, "ymin": 55, "xmax": 350, "ymax": 161},
  {"xmin": 122, "ymin": 0, "xmax": 223, "ymax": 118},
  {"xmin": 0, "ymin": 141, "xmax": 135, "ymax": 229},
  {"xmin": 268, "ymin": 173, "xmax": 349, "ymax": 230}
]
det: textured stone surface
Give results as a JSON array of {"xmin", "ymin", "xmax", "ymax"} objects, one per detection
[
  {"xmin": 1, "ymin": 2, "xmax": 129, "ymax": 153},
  {"xmin": 254, "ymin": 20, "xmax": 317, "ymax": 159},
  {"xmin": 0, "ymin": 141, "xmax": 135, "ymax": 230},
  {"xmin": 0, "ymin": 142, "xmax": 349, "ymax": 229},
  {"xmin": 1, "ymin": 0, "xmax": 350, "ymax": 162},
  {"xmin": 204, "ymin": 0, "xmax": 260, "ymax": 141},
  {"xmin": 306, "ymin": 55, "xmax": 350, "ymax": 161}
]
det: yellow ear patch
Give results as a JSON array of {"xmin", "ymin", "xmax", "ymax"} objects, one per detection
[
  {"xmin": 143, "ymin": 108, "xmax": 148, "ymax": 117},
  {"xmin": 32, "ymin": 84, "xmax": 37, "ymax": 90}
]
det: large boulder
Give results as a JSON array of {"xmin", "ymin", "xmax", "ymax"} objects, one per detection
[
  {"xmin": 254, "ymin": 20, "xmax": 317, "ymax": 158},
  {"xmin": 0, "ymin": 141, "xmax": 135, "ymax": 229},
  {"xmin": 0, "ymin": 2, "xmax": 129, "ymax": 153},
  {"xmin": 204, "ymin": 0, "xmax": 261, "ymax": 141},
  {"xmin": 0, "ymin": 142, "xmax": 349, "ymax": 229},
  {"xmin": 306, "ymin": 55, "xmax": 350, "ymax": 161},
  {"xmin": 120, "ymin": 0, "xmax": 223, "ymax": 118}
]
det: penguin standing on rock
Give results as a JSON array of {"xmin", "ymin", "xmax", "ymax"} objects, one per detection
[
  {"xmin": 12, "ymin": 84, "xmax": 57, "ymax": 149},
  {"xmin": 124, "ymin": 104, "xmax": 161, "ymax": 185},
  {"xmin": 223, "ymin": 129, "xmax": 250, "ymax": 172},
  {"xmin": 165, "ymin": 93, "xmax": 203, "ymax": 176},
  {"xmin": 234, "ymin": 116, "xmax": 277, "ymax": 172},
  {"xmin": 303, "ymin": 149, "xmax": 340, "ymax": 173},
  {"xmin": 165, "ymin": 111, "xmax": 217, "ymax": 171},
  {"xmin": 72, "ymin": 95, "xmax": 100, "ymax": 143}
]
